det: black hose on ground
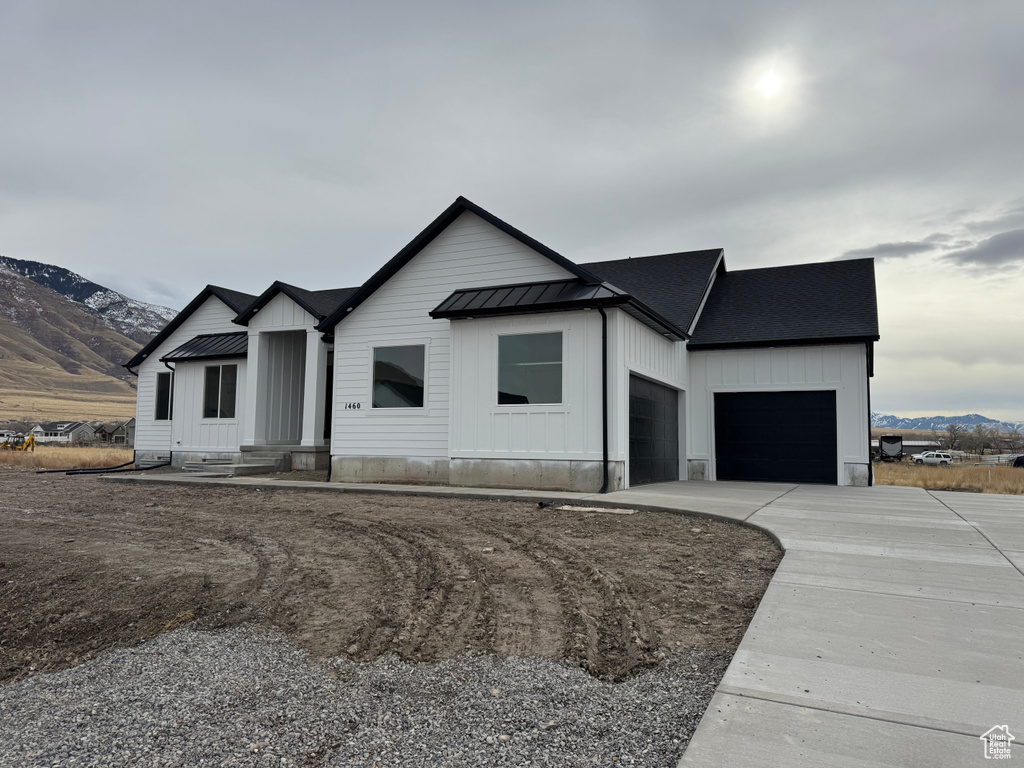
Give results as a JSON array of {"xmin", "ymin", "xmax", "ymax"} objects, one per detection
[
  {"xmin": 66, "ymin": 462, "xmax": 171, "ymax": 476},
  {"xmin": 35, "ymin": 457, "xmax": 136, "ymax": 475}
]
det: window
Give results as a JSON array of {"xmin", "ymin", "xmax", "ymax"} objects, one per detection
[
  {"xmin": 155, "ymin": 371, "xmax": 174, "ymax": 421},
  {"xmin": 372, "ymin": 345, "xmax": 425, "ymax": 408},
  {"xmin": 203, "ymin": 364, "xmax": 237, "ymax": 419},
  {"xmin": 498, "ymin": 332, "xmax": 562, "ymax": 405}
]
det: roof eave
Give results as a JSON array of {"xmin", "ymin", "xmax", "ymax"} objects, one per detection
[
  {"xmin": 160, "ymin": 351, "xmax": 249, "ymax": 363},
  {"xmin": 688, "ymin": 334, "xmax": 880, "ymax": 351},
  {"xmin": 429, "ymin": 295, "xmax": 629, "ymax": 320}
]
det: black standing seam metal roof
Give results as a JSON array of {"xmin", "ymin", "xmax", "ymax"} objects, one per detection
[
  {"xmin": 315, "ymin": 196, "xmax": 604, "ymax": 332},
  {"xmin": 688, "ymin": 258, "xmax": 879, "ymax": 348},
  {"xmin": 233, "ymin": 281, "xmax": 360, "ymax": 325},
  {"xmin": 582, "ymin": 249, "xmax": 724, "ymax": 334},
  {"xmin": 160, "ymin": 332, "xmax": 249, "ymax": 362},
  {"xmin": 124, "ymin": 285, "xmax": 258, "ymax": 369},
  {"xmin": 429, "ymin": 279, "xmax": 688, "ymax": 340}
]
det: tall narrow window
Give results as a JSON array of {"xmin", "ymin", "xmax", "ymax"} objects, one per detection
[
  {"xmin": 498, "ymin": 332, "xmax": 562, "ymax": 405},
  {"xmin": 155, "ymin": 371, "xmax": 174, "ymax": 420},
  {"xmin": 203, "ymin": 364, "xmax": 238, "ymax": 418},
  {"xmin": 372, "ymin": 345, "xmax": 425, "ymax": 408}
]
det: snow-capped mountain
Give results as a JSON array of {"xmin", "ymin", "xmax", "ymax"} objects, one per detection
[
  {"xmin": 0, "ymin": 256, "xmax": 177, "ymax": 344},
  {"xmin": 871, "ymin": 412, "xmax": 1024, "ymax": 433}
]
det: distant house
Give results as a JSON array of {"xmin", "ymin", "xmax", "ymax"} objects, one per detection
[
  {"xmin": 30, "ymin": 421, "xmax": 96, "ymax": 444},
  {"xmin": 92, "ymin": 418, "xmax": 136, "ymax": 445},
  {"xmin": 127, "ymin": 197, "xmax": 880, "ymax": 489}
]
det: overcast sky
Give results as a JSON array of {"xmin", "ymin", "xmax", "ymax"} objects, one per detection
[{"xmin": 2, "ymin": 1, "xmax": 1021, "ymax": 419}]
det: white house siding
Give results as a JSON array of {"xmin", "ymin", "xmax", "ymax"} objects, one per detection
[
  {"xmin": 687, "ymin": 344, "xmax": 870, "ymax": 486},
  {"xmin": 133, "ymin": 297, "xmax": 241, "ymax": 461},
  {"xmin": 607, "ymin": 310, "xmax": 688, "ymax": 488},
  {"xmin": 331, "ymin": 211, "xmax": 574, "ymax": 484},
  {"xmin": 448, "ymin": 311, "xmax": 603, "ymax": 488},
  {"xmin": 170, "ymin": 359, "xmax": 248, "ymax": 454}
]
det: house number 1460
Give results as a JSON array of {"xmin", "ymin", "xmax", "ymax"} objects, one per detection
[{"xmin": 344, "ymin": 402, "xmax": 362, "ymax": 409}]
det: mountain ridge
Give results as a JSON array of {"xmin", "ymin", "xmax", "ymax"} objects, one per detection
[
  {"xmin": 0, "ymin": 256, "xmax": 180, "ymax": 421},
  {"xmin": 871, "ymin": 411, "xmax": 1024, "ymax": 433},
  {"xmin": 0, "ymin": 256, "xmax": 177, "ymax": 343}
]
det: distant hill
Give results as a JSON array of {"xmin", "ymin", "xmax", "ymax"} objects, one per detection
[
  {"xmin": 0, "ymin": 257, "xmax": 179, "ymax": 422},
  {"xmin": 0, "ymin": 256, "xmax": 176, "ymax": 344},
  {"xmin": 871, "ymin": 412, "xmax": 1024, "ymax": 433}
]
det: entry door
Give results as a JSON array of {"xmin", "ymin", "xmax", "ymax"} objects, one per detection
[
  {"xmin": 629, "ymin": 375, "xmax": 679, "ymax": 486},
  {"xmin": 714, "ymin": 390, "xmax": 837, "ymax": 484}
]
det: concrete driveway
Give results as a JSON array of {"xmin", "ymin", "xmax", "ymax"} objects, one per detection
[
  {"xmin": 607, "ymin": 482, "xmax": 1024, "ymax": 767},
  {"xmin": 113, "ymin": 473, "xmax": 1024, "ymax": 765}
]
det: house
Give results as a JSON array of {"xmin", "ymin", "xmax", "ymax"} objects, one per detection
[
  {"xmin": 92, "ymin": 418, "xmax": 136, "ymax": 445},
  {"xmin": 30, "ymin": 421, "xmax": 96, "ymax": 444},
  {"xmin": 127, "ymin": 197, "xmax": 879, "ymax": 490}
]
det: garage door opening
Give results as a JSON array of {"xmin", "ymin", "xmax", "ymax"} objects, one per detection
[
  {"xmin": 714, "ymin": 390, "xmax": 837, "ymax": 484},
  {"xmin": 629, "ymin": 375, "xmax": 679, "ymax": 486}
]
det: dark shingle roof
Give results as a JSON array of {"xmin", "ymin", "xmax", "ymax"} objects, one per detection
[
  {"xmin": 234, "ymin": 282, "xmax": 360, "ymax": 325},
  {"xmin": 210, "ymin": 286, "xmax": 259, "ymax": 314},
  {"xmin": 582, "ymin": 250, "xmax": 723, "ymax": 333},
  {"xmin": 689, "ymin": 258, "xmax": 879, "ymax": 348},
  {"xmin": 160, "ymin": 332, "xmax": 249, "ymax": 362}
]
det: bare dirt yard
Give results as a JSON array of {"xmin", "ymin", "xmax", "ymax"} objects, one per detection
[{"xmin": 0, "ymin": 468, "xmax": 780, "ymax": 686}]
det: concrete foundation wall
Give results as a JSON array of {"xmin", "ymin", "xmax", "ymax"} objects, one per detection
[
  {"xmin": 844, "ymin": 462, "xmax": 870, "ymax": 487},
  {"xmin": 451, "ymin": 459, "xmax": 623, "ymax": 493},
  {"xmin": 292, "ymin": 448, "xmax": 330, "ymax": 471},
  {"xmin": 331, "ymin": 456, "xmax": 452, "ymax": 485},
  {"xmin": 330, "ymin": 455, "xmax": 624, "ymax": 493},
  {"xmin": 687, "ymin": 460, "xmax": 708, "ymax": 481}
]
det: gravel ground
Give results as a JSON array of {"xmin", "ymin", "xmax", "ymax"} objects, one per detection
[{"xmin": 0, "ymin": 626, "xmax": 725, "ymax": 768}]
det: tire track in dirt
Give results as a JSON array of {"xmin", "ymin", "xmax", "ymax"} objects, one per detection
[{"xmin": 0, "ymin": 471, "xmax": 782, "ymax": 684}]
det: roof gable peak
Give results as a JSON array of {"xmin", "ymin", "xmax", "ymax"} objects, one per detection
[{"xmin": 316, "ymin": 197, "xmax": 599, "ymax": 331}]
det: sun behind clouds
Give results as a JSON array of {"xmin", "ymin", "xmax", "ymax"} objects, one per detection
[{"xmin": 735, "ymin": 50, "xmax": 805, "ymax": 132}]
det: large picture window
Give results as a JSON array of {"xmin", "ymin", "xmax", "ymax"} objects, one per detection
[
  {"xmin": 373, "ymin": 345, "xmax": 425, "ymax": 408},
  {"xmin": 498, "ymin": 332, "xmax": 562, "ymax": 405},
  {"xmin": 155, "ymin": 371, "xmax": 174, "ymax": 421},
  {"xmin": 203, "ymin": 364, "xmax": 237, "ymax": 419}
]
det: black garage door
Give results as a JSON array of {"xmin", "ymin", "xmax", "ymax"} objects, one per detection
[
  {"xmin": 714, "ymin": 391, "xmax": 837, "ymax": 484},
  {"xmin": 629, "ymin": 375, "xmax": 679, "ymax": 486}
]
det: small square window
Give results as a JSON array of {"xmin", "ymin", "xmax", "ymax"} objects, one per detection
[
  {"xmin": 373, "ymin": 346, "xmax": 425, "ymax": 408},
  {"xmin": 498, "ymin": 332, "xmax": 562, "ymax": 405}
]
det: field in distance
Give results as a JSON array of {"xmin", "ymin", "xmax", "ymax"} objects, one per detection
[
  {"xmin": 0, "ymin": 386, "xmax": 136, "ymax": 423},
  {"xmin": 874, "ymin": 461, "xmax": 1024, "ymax": 495}
]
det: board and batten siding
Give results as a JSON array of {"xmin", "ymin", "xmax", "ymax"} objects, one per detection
[
  {"xmin": 134, "ymin": 297, "xmax": 242, "ymax": 454},
  {"xmin": 449, "ymin": 311, "xmax": 602, "ymax": 460},
  {"xmin": 248, "ymin": 292, "xmax": 315, "ymax": 331},
  {"xmin": 687, "ymin": 344, "xmax": 870, "ymax": 485},
  {"xmin": 606, "ymin": 309, "xmax": 687, "ymax": 466},
  {"xmin": 244, "ymin": 293, "xmax": 318, "ymax": 446},
  {"xmin": 170, "ymin": 359, "xmax": 247, "ymax": 451},
  {"xmin": 331, "ymin": 211, "xmax": 575, "ymax": 459}
]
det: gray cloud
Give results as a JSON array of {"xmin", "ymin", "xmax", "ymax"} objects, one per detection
[
  {"xmin": 1, "ymin": 1, "xmax": 1023, "ymax": 414},
  {"xmin": 839, "ymin": 241, "xmax": 939, "ymax": 261},
  {"xmin": 942, "ymin": 229, "xmax": 1024, "ymax": 267}
]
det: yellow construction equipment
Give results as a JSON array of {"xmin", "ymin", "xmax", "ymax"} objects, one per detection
[{"xmin": 1, "ymin": 434, "xmax": 35, "ymax": 451}]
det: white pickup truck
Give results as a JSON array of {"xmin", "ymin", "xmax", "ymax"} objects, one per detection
[{"xmin": 911, "ymin": 451, "xmax": 953, "ymax": 466}]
